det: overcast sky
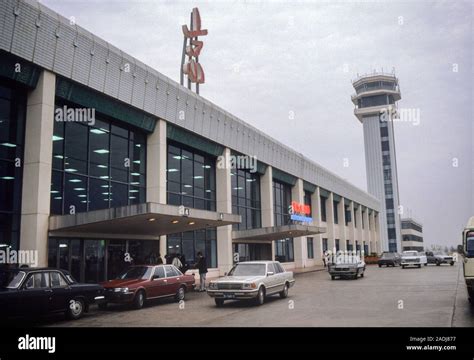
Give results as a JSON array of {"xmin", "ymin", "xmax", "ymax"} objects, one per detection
[{"xmin": 41, "ymin": 0, "xmax": 473, "ymax": 249}]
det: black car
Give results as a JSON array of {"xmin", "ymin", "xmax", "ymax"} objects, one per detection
[
  {"xmin": 378, "ymin": 252, "xmax": 401, "ymax": 267},
  {"xmin": 0, "ymin": 267, "xmax": 105, "ymax": 320}
]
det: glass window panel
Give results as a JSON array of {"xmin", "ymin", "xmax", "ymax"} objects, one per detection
[
  {"xmin": 89, "ymin": 178, "xmax": 110, "ymax": 211},
  {"xmin": 65, "ymin": 122, "xmax": 88, "ymax": 175},
  {"xmin": 111, "ymin": 182, "xmax": 128, "ymax": 208},
  {"xmin": 50, "ymin": 170, "xmax": 63, "ymax": 215},
  {"xmin": 64, "ymin": 173, "xmax": 88, "ymax": 214}
]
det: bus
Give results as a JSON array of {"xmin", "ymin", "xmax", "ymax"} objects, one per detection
[{"xmin": 460, "ymin": 216, "xmax": 474, "ymax": 303}]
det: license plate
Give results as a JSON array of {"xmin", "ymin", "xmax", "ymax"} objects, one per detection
[{"xmin": 224, "ymin": 293, "xmax": 235, "ymax": 299}]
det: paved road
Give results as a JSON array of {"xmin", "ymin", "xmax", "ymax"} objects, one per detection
[{"xmin": 32, "ymin": 262, "xmax": 474, "ymax": 327}]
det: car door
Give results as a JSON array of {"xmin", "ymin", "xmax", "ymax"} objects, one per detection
[
  {"xmin": 265, "ymin": 263, "xmax": 280, "ymax": 294},
  {"xmin": 20, "ymin": 272, "xmax": 52, "ymax": 316},
  {"xmin": 48, "ymin": 271, "xmax": 72, "ymax": 313},
  {"xmin": 164, "ymin": 265, "xmax": 180, "ymax": 295},
  {"xmin": 148, "ymin": 266, "xmax": 168, "ymax": 298},
  {"xmin": 274, "ymin": 262, "xmax": 287, "ymax": 290}
]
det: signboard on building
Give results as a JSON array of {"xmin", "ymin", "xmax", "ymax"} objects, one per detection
[
  {"xmin": 180, "ymin": 8, "xmax": 208, "ymax": 94},
  {"xmin": 289, "ymin": 201, "xmax": 313, "ymax": 223}
]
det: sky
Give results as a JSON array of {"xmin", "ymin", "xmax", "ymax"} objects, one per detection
[{"xmin": 41, "ymin": 0, "xmax": 473, "ymax": 249}]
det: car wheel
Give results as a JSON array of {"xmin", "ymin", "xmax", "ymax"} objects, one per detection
[
  {"xmin": 436, "ymin": 261, "xmax": 441, "ymax": 266},
  {"xmin": 279, "ymin": 283, "xmax": 289, "ymax": 299},
  {"xmin": 133, "ymin": 290, "xmax": 145, "ymax": 310},
  {"xmin": 417, "ymin": 264, "xmax": 421, "ymax": 268},
  {"xmin": 360, "ymin": 270, "xmax": 364, "ymax": 278},
  {"xmin": 215, "ymin": 298, "xmax": 224, "ymax": 307},
  {"xmin": 255, "ymin": 286, "xmax": 265, "ymax": 306},
  {"xmin": 331, "ymin": 275, "xmax": 336, "ymax": 280},
  {"xmin": 67, "ymin": 298, "xmax": 85, "ymax": 320},
  {"xmin": 98, "ymin": 302, "xmax": 108, "ymax": 310},
  {"xmin": 378, "ymin": 264, "xmax": 381, "ymax": 268},
  {"xmin": 424, "ymin": 263, "xmax": 427, "ymax": 266},
  {"xmin": 175, "ymin": 286, "xmax": 186, "ymax": 302},
  {"xmin": 450, "ymin": 262, "xmax": 454, "ymax": 266},
  {"xmin": 402, "ymin": 265, "xmax": 406, "ymax": 269}
]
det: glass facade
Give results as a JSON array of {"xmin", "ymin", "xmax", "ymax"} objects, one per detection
[
  {"xmin": 167, "ymin": 229, "xmax": 217, "ymax": 269},
  {"xmin": 234, "ymin": 243, "xmax": 271, "ymax": 263},
  {"xmin": 231, "ymin": 168, "xmax": 261, "ymax": 230},
  {"xmin": 50, "ymin": 102, "xmax": 146, "ymax": 215},
  {"xmin": 167, "ymin": 142, "xmax": 216, "ymax": 211},
  {"xmin": 0, "ymin": 81, "xmax": 26, "ymax": 251},
  {"xmin": 48, "ymin": 238, "xmax": 160, "ymax": 283},
  {"xmin": 273, "ymin": 180, "xmax": 292, "ymax": 226},
  {"xmin": 274, "ymin": 238, "xmax": 294, "ymax": 263}
]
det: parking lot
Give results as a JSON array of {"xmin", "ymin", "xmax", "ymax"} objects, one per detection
[{"xmin": 10, "ymin": 262, "xmax": 473, "ymax": 327}]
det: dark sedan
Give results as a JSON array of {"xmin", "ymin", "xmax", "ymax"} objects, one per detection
[
  {"xmin": 378, "ymin": 252, "xmax": 401, "ymax": 267},
  {"xmin": 0, "ymin": 267, "xmax": 105, "ymax": 320}
]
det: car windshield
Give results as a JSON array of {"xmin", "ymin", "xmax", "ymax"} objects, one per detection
[
  {"xmin": 335, "ymin": 257, "xmax": 359, "ymax": 265},
  {"xmin": 116, "ymin": 266, "xmax": 150, "ymax": 280},
  {"xmin": 403, "ymin": 251, "xmax": 418, "ymax": 256},
  {"xmin": 381, "ymin": 253, "xmax": 395, "ymax": 259},
  {"xmin": 0, "ymin": 270, "xmax": 25, "ymax": 289},
  {"xmin": 466, "ymin": 233, "xmax": 474, "ymax": 257},
  {"xmin": 228, "ymin": 264, "xmax": 266, "ymax": 276}
]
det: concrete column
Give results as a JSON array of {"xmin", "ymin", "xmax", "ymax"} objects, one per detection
[
  {"xmin": 337, "ymin": 198, "xmax": 345, "ymax": 252},
  {"xmin": 260, "ymin": 166, "xmax": 274, "ymax": 227},
  {"xmin": 292, "ymin": 179, "xmax": 305, "ymax": 268},
  {"xmin": 311, "ymin": 187, "xmax": 323, "ymax": 264},
  {"xmin": 260, "ymin": 166, "xmax": 275, "ymax": 260},
  {"xmin": 216, "ymin": 148, "xmax": 233, "ymax": 275},
  {"xmin": 20, "ymin": 70, "xmax": 56, "ymax": 267},
  {"xmin": 326, "ymin": 193, "xmax": 335, "ymax": 253},
  {"xmin": 146, "ymin": 119, "xmax": 167, "ymax": 257},
  {"xmin": 356, "ymin": 206, "xmax": 363, "ymax": 253},
  {"xmin": 363, "ymin": 209, "xmax": 371, "ymax": 254},
  {"xmin": 374, "ymin": 213, "xmax": 381, "ymax": 253},
  {"xmin": 146, "ymin": 119, "xmax": 167, "ymax": 204}
]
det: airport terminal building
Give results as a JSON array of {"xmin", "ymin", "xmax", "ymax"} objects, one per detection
[{"xmin": 0, "ymin": 0, "xmax": 381, "ymax": 283}]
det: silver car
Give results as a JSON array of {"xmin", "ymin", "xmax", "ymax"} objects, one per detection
[
  {"xmin": 328, "ymin": 256, "xmax": 366, "ymax": 280},
  {"xmin": 207, "ymin": 261, "xmax": 295, "ymax": 307}
]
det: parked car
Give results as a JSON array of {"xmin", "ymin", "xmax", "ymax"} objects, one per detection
[
  {"xmin": 207, "ymin": 261, "xmax": 295, "ymax": 307},
  {"xmin": 0, "ymin": 267, "xmax": 105, "ymax": 320},
  {"xmin": 378, "ymin": 252, "xmax": 401, "ymax": 267},
  {"xmin": 328, "ymin": 255, "xmax": 366, "ymax": 280},
  {"xmin": 425, "ymin": 251, "xmax": 455, "ymax": 266},
  {"xmin": 100, "ymin": 265, "xmax": 195, "ymax": 310},
  {"xmin": 401, "ymin": 251, "xmax": 427, "ymax": 268}
]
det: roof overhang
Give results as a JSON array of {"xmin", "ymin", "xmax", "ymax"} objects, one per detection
[
  {"xmin": 49, "ymin": 202, "xmax": 240, "ymax": 238},
  {"xmin": 232, "ymin": 224, "xmax": 326, "ymax": 242}
]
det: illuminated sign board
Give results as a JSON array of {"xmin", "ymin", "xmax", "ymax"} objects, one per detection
[
  {"xmin": 180, "ymin": 8, "xmax": 208, "ymax": 93},
  {"xmin": 289, "ymin": 201, "xmax": 313, "ymax": 223}
]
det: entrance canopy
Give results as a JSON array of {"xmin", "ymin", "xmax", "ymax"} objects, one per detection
[
  {"xmin": 232, "ymin": 224, "xmax": 326, "ymax": 242},
  {"xmin": 49, "ymin": 202, "xmax": 240, "ymax": 238}
]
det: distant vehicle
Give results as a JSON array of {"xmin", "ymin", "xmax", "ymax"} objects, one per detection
[
  {"xmin": 378, "ymin": 252, "xmax": 401, "ymax": 267},
  {"xmin": 0, "ymin": 268, "xmax": 105, "ymax": 320},
  {"xmin": 100, "ymin": 265, "xmax": 195, "ymax": 310},
  {"xmin": 328, "ymin": 255, "xmax": 366, "ymax": 280},
  {"xmin": 459, "ymin": 216, "xmax": 474, "ymax": 303},
  {"xmin": 207, "ymin": 261, "xmax": 295, "ymax": 307},
  {"xmin": 425, "ymin": 251, "xmax": 455, "ymax": 266},
  {"xmin": 401, "ymin": 251, "xmax": 427, "ymax": 268}
]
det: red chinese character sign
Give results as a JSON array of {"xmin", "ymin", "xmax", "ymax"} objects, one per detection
[{"xmin": 180, "ymin": 8, "xmax": 208, "ymax": 94}]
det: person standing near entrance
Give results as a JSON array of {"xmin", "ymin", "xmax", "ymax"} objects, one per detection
[
  {"xmin": 172, "ymin": 253, "xmax": 183, "ymax": 269},
  {"xmin": 196, "ymin": 252, "xmax": 208, "ymax": 292}
]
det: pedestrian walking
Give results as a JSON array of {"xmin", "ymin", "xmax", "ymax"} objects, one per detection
[{"xmin": 195, "ymin": 251, "xmax": 208, "ymax": 292}]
